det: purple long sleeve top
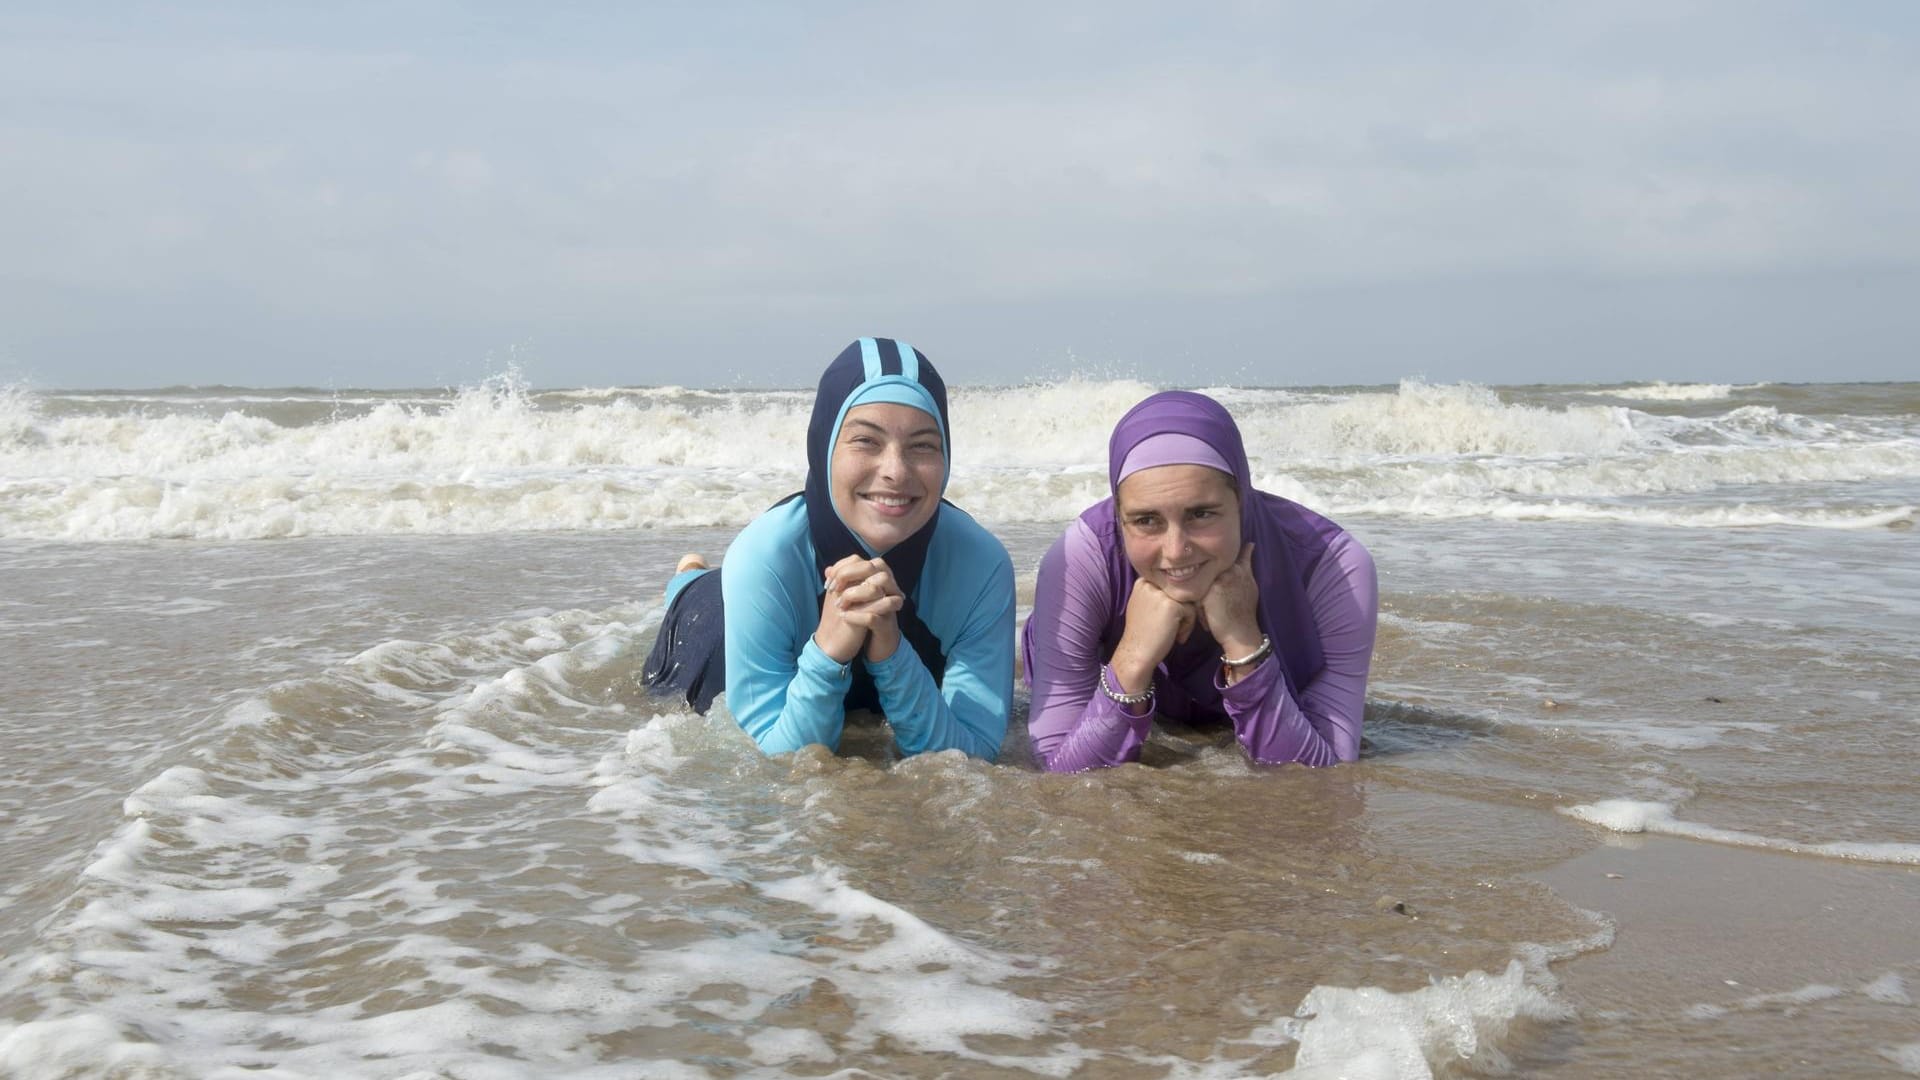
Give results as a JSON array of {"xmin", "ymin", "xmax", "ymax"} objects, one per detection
[{"xmin": 1024, "ymin": 520, "xmax": 1378, "ymax": 771}]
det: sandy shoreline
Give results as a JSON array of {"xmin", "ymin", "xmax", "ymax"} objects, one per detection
[{"xmin": 1526, "ymin": 834, "xmax": 1920, "ymax": 1076}]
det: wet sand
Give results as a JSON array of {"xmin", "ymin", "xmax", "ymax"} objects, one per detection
[{"xmin": 1527, "ymin": 836, "xmax": 1920, "ymax": 1076}]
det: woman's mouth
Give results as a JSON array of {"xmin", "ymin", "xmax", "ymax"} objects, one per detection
[
  {"xmin": 1159, "ymin": 563, "xmax": 1203, "ymax": 584},
  {"xmin": 861, "ymin": 492, "xmax": 919, "ymax": 518}
]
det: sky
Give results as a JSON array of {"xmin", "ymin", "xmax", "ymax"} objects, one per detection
[{"xmin": 3, "ymin": 2, "xmax": 1918, "ymax": 389}]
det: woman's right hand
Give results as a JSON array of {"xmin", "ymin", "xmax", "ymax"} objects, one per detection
[{"xmin": 1107, "ymin": 579, "xmax": 1197, "ymax": 698}]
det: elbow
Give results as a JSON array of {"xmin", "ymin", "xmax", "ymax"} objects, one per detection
[
  {"xmin": 1246, "ymin": 736, "xmax": 1357, "ymax": 768},
  {"xmin": 1032, "ymin": 737, "xmax": 1077, "ymax": 773},
  {"xmin": 752, "ymin": 730, "xmax": 834, "ymax": 757}
]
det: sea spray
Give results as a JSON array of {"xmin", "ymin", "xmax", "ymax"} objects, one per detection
[{"xmin": 5, "ymin": 379, "xmax": 1917, "ymax": 540}]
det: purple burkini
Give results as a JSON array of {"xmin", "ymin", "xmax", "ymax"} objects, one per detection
[{"xmin": 1021, "ymin": 392, "xmax": 1378, "ymax": 771}]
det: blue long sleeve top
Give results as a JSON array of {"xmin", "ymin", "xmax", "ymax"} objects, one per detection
[{"xmin": 718, "ymin": 497, "xmax": 1014, "ymax": 759}]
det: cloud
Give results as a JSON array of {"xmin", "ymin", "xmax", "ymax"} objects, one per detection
[{"xmin": 3, "ymin": 2, "xmax": 1918, "ymax": 385}]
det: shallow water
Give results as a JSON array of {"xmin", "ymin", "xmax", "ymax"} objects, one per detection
[{"xmin": 3, "ymin": 379, "xmax": 1919, "ymax": 1076}]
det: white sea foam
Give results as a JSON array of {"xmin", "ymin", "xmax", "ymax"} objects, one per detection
[
  {"xmin": 1211, "ymin": 917, "xmax": 1611, "ymax": 1080},
  {"xmin": 4, "ymin": 603, "xmax": 746, "ymax": 1079},
  {"xmin": 1285, "ymin": 960, "xmax": 1571, "ymax": 1079},
  {"xmin": 1560, "ymin": 799, "xmax": 1920, "ymax": 865},
  {"xmin": 1586, "ymin": 382, "xmax": 1771, "ymax": 402},
  {"xmin": 584, "ymin": 713, "xmax": 1086, "ymax": 1075},
  {"xmin": 6, "ymin": 378, "xmax": 1917, "ymax": 539},
  {"xmin": 1686, "ymin": 979, "xmax": 1882, "ymax": 1022},
  {"xmin": 1864, "ymin": 972, "xmax": 1913, "ymax": 1006},
  {"xmin": 1526, "ymin": 715, "xmax": 1774, "ymax": 752},
  {"xmin": 1885, "ymin": 1041, "xmax": 1920, "ymax": 1074},
  {"xmin": 0, "ymin": 1015, "xmax": 171, "ymax": 1079}
]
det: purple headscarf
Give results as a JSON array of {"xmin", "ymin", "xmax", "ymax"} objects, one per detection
[{"xmin": 1090, "ymin": 390, "xmax": 1340, "ymax": 690}]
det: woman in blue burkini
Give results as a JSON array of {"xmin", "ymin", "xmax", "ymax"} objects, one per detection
[{"xmin": 643, "ymin": 338, "xmax": 1015, "ymax": 759}]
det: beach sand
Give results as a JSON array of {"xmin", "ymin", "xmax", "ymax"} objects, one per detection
[{"xmin": 1527, "ymin": 836, "xmax": 1920, "ymax": 1076}]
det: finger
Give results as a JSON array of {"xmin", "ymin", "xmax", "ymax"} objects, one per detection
[
  {"xmin": 841, "ymin": 599, "xmax": 903, "ymax": 628},
  {"xmin": 844, "ymin": 575, "xmax": 901, "ymax": 608},
  {"xmin": 824, "ymin": 555, "xmax": 876, "ymax": 593},
  {"xmin": 1239, "ymin": 542, "xmax": 1256, "ymax": 568},
  {"xmin": 843, "ymin": 590, "xmax": 904, "ymax": 613}
]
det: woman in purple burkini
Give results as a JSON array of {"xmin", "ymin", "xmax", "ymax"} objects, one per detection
[{"xmin": 1022, "ymin": 391, "xmax": 1378, "ymax": 771}]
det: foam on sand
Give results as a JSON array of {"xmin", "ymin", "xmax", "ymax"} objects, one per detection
[
  {"xmin": 1284, "ymin": 960, "xmax": 1569, "ymax": 1078},
  {"xmin": 1884, "ymin": 1041, "xmax": 1920, "ymax": 1074},
  {"xmin": 1560, "ymin": 799, "xmax": 1920, "ymax": 865}
]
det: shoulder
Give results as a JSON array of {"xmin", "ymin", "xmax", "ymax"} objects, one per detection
[
  {"xmin": 1051, "ymin": 504, "xmax": 1117, "ymax": 580},
  {"xmin": 917, "ymin": 507, "xmax": 1012, "ymax": 627},
  {"xmin": 724, "ymin": 499, "xmax": 815, "ymax": 582},
  {"xmin": 1064, "ymin": 510, "xmax": 1112, "ymax": 561},
  {"xmin": 927, "ymin": 503, "xmax": 1011, "ymax": 571},
  {"xmin": 1034, "ymin": 508, "xmax": 1118, "ymax": 608},
  {"xmin": 1317, "ymin": 527, "xmax": 1377, "ymax": 587}
]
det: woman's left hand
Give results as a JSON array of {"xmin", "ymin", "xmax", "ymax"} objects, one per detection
[{"xmin": 1199, "ymin": 543, "xmax": 1262, "ymax": 659}]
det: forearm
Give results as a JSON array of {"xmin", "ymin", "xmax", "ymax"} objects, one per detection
[
  {"xmin": 874, "ymin": 551, "xmax": 1015, "ymax": 759},
  {"xmin": 1032, "ymin": 666, "xmax": 1154, "ymax": 771},
  {"xmin": 1217, "ymin": 657, "xmax": 1358, "ymax": 766},
  {"xmin": 869, "ymin": 646, "xmax": 1005, "ymax": 759},
  {"xmin": 1220, "ymin": 531, "xmax": 1377, "ymax": 766},
  {"xmin": 1024, "ymin": 525, "xmax": 1152, "ymax": 770},
  {"xmin": 738, "ymin": 638, "xmax": 852, "ymax": 754}
]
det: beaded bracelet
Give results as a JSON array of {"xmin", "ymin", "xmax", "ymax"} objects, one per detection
[
  {"xmin": 1221, "ymin": 634, "xmax": 1272, "ymax": 669},
  {"xmin": 1099, "ymin": 666, "xmax": 1153, "ymax": 706}
]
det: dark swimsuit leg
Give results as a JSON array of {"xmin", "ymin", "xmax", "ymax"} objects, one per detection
[{"xmin": 642, "ymin": 568, "xmax": 726, "ymax": 713}]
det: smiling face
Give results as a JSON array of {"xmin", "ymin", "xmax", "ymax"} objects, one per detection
[
  {"xmin": 829, "ymin": 402, "xmax": 945, "ymax": 552},
  {"xmin": 1115, "ymin": 464, "xmax": 1242, "ymax": 603}
]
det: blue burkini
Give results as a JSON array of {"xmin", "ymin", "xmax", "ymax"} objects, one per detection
[{"xmin": 642, "ymin": 338, "xmax": 1014, "ymax": 759}]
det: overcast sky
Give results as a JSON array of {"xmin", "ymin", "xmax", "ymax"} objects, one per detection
[{"xmin": 4, "ymin": 2, "xmax": 1917, "ymax": 389}]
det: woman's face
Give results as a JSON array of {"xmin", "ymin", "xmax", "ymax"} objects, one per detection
[
  {"xmin": 1115, "ymin": 464, "xmax": 1241, "ymax": 604},
  {"xmin": 830, "ymin": 402, "xmax": 945, "ymax": 552}
]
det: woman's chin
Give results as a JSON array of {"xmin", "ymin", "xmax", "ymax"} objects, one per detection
[
  {"xmin": 1154, "ymin": 576, "xmax": 1214, "ymax": 604},
  {"xmin": 849, "ymin": 510, "xmax": 934, "ymax": 552}
]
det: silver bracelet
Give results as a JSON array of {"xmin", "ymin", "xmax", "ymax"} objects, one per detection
[
  {"xmin": 1221, "ymin": 634, "xmax": 1272, "ymax": 668},
  {"xmin": 1099, "ymin": 666, "xmax": 1153, "ymax": 706}
]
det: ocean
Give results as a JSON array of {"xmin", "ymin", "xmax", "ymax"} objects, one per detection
[{"xmin": 2, "ymin": 375, "xmax": 1917, "ymax": 1078}]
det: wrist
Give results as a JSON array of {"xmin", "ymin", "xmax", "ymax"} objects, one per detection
[
  {"xmin": 806, "ymin": 635, "xmax": 855, "ymax": 680},
  {"xmin": 1108, "ymin": 652, "xmax": 1157, "ymax": 696},
  {"xmin": 864, "ymin": 625, "xmax": 900, "ymax": 662},
  {"xmin": 1215, "ymin": 624, "xmax": 1264, "ymax": 661},
  {"xmin": 814, "ymin": 630, "xmax": 862, "ymax": 666},
  {"xmin": 1219, "ymin": 634, "xmax": 1272, "ymax": 685},
  {"xmin": 1099, "ymin": 665, "xmax": 1155, "ymax": 715}
]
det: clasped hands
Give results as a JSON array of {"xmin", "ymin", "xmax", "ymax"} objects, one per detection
[
  {"xmin": 1109, "ymin": 543, "xmax": 1264, "ymax": 703},
  {"xmin": 813, "ymin": 554, "xmax": 904, "ymax": 666}
]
